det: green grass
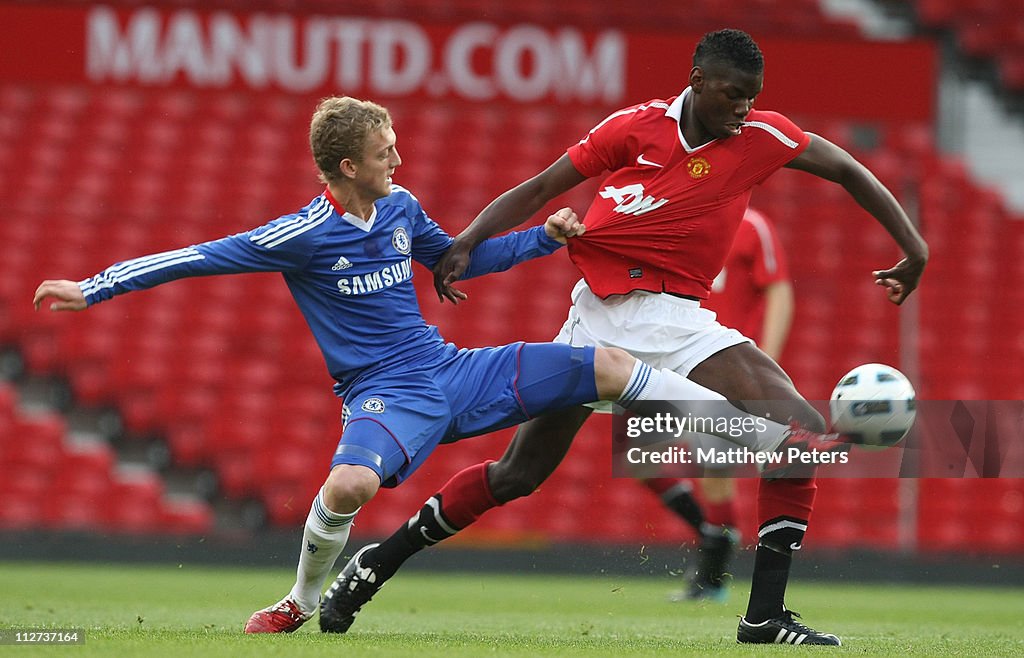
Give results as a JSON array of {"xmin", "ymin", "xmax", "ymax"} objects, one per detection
[{"xmin": 1, "ymin": 561, "xmax": 1022, "ymax": 656}]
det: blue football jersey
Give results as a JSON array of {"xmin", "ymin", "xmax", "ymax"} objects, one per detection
[{"xmin": 78, "ymin": 185, "xmax": 562, "ymax": 390}]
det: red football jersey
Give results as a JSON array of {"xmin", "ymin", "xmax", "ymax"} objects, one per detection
[
  {"xmin": 566, "ymin": 88, "xmax": 809, "ymax": 299},
  {"xmin": 705, "ymin": 207, "xmax": 789, "ymax": 342}
]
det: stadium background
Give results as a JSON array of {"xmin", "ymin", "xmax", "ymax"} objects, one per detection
[{"xmin": 0, "ymin": 0, "xmax": 1022, "ymax": 574}]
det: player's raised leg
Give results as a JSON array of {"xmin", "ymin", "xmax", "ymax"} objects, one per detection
[
  {"xmin": 318, "ymin": 346, "xmax": 707, "ymax": 632},
  {"xmin": 320, "ymin": 346, "xmax": 836, "ymax": 633}
]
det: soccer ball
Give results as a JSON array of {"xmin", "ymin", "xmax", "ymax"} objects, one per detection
[{"xmin": 829, "ymin": 363, "xmax": 916, "ymax": 448}]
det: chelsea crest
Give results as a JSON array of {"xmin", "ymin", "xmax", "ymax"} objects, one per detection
[{"xmin": 392, "ymin": 227, "xmax": 411, "ymax": 255}]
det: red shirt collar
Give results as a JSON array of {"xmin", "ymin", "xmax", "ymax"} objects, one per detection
[{"xmin": 324, "ymin": 186, "xmax": 345, "ymax": 215}]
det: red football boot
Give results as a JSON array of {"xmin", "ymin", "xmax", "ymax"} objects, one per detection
[{"xmin": 244, "ymin": 597, "xmax": 314, "ymax": 634}]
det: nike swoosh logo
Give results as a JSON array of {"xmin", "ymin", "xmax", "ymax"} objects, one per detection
[
  {"xmin": 636, "ymin": 153, "xmax": 663, "ymax": 168},
  {"xmin": 420, "ymin": 526, "xmax": 442, "ymax": 544}
]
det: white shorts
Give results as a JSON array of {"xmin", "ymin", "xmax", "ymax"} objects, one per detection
[
  {"xmin": 553, "ymin": 279, "xmax": 750, "ymax": 375},
  {"xmin": 554, "ymin": 279, "xmax": 749, "ymax": 451}
]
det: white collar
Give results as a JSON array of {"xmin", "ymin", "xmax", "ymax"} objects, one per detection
[
  {"xmin": 340, "ymin": 205, "xmax": 377, "ymax": 232},
  {"xmin": 666, "ymin": 87, "xmax": 716, "ymax": 154},
  {"xmin": 666, "ymin": 87, "xmax": 688, "ymax": 122}
]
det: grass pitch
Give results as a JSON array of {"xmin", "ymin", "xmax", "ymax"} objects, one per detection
[{"xmin": 1, "ymin": 561, "xmax": 1022, "ymax": 656}]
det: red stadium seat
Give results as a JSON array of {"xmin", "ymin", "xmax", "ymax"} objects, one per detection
[
  {"xmin": 0, "ymin": 497, "xmax": 42, "ymax": 530},
  {"xmin": 160, "ymin": 497, "xmax": 215, "ymax": 535},
  {"xmin": 103, "ymin": 469, "xmax": 167, "ymax": 533}
]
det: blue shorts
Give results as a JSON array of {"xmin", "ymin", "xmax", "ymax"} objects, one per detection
[{"xmin": 331, "ymin": 342, "xmax": 598, "ymax": 487}]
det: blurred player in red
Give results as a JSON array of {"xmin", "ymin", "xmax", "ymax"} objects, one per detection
[
  {"xmin": 321, "ymin": 29, "xmax": 927, "ymax": 645},
  {"xmin": 709, "ymin": 208, "xmax": 794, "ymax": 364},
  {"xmin": 648, "ymin": 206, "xmax": 794, "ymax": 603}
]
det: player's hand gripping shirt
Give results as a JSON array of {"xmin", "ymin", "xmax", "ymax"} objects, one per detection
[
  {"xmin": 566, "ymin": 87, "xmax": 809, "ymax": 300},
  {"xmin": 78, "ymin": 185, "xmax": 562, "ymax": 391}
]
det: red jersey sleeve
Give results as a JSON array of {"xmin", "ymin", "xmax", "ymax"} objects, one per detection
[
  {"xmin": 566, "ymin": 105, "xmax": 644, "ymax": 177},
  {"xmin": 730, "ymin": 110, "xmax": 810, "ymax": 191}
]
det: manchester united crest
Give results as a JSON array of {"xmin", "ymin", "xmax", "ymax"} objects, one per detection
[{"xmin": 686, "ymin": 156, "xmax": 712, "ymax": 179}]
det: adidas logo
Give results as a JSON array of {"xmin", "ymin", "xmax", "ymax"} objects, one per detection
[{"xmin": 332, "ymin": 256, "xmax": 353, "ymax": 271}]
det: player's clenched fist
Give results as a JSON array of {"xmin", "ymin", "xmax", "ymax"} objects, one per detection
[
  {"xmin": 33, "ymin": 280, "xmax": 87, "ymax": 312},
  {"xmin": 543, "ymin": 207, "xmax": 586, "ymax": 244}
]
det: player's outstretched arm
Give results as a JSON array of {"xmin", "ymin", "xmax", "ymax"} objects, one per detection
[
  {"xmin": 433, "ymin": 155, "xmax": 586, "ymax": 303},
  {"xmin": 33, "ymin": 280, "xmax": 87, "ymax": 312},
  {"xmin": 433, "ymin": 207, "xmax": 586, "ymax": 304},
  {"xmin": 786, "ymin": 133, "xmax": 928, "ymax": 305}
]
